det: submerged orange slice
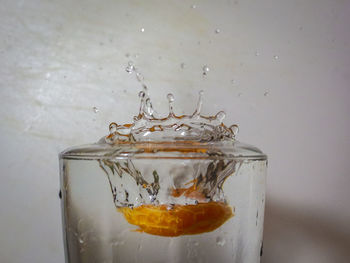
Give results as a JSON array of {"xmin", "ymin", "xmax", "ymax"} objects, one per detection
[{"xmin": 118, "ymin": 202, "xmax": 233, "ymax": 237}]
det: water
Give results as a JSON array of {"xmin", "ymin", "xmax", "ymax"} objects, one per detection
[{"xmin": 62, "ymin": 158, "xmax": 266, "ymax": 263}]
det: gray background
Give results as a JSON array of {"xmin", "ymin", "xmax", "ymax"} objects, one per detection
[{"xmin": 0, "ymin": 0, "xmax": 349, "ymax": 262}]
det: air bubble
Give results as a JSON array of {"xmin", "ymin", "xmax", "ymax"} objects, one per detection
[
  {"xmin": 92, "ymin": 107, "xmax": 99, "ymax": 113},
  {"xmin": 191, "ymin": 4, "xmax": 196, "ymax": 8},
  {"xmin": 140, "ymin": 28, "xmax": 145, "ymax": 32},
  {"xmin": 264, "ymin": 91, "xmax": 269, "ymax": 96},
  {"xmin": 215, "ymin": 29, "xmax": 221, "ymax": 34},
  {"xmin": 216, "ymin": 236, "xmax": 226, "ymax": 246},
  {"xmin": 180, "ymin": 63, "xmax": 186, "ymax": 69},
  {"xmin": 273, "ymin": 55, "xmax": 279, "ymax": 60}
]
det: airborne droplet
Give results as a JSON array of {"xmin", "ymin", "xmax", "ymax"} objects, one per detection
[
  {"xmin": 125, "ymin": 61, "xmax": 135, "ymax": 73},
  {"xmin": 202, "ymin": 65, "xmax": 210, "ymax": 76}
]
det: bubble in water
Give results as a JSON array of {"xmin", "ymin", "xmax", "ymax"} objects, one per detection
[
  {"xmin": 180, "ymin": 62, "xmax": 186, "ymax": 69},
  {"xmin": 264, "ymin": 91, "xmax": 269, "ymax": 96},
  {"xmin": 191, "ymin": 4, "xmax": 196, "ymax": 8},
  {"xmin": 79, "ymin": 237, "xmax": 84, "ymax": 244},
  {"xmin": 202, "ymin": 65, "xmax": 210, "ymax": 76},
  {"xmin": 125, "ymin": 61, "xmax": 135, "ymax": 73},
  {"xmin": 216, "ymin": 236, "xmax": 226, "ymax": 246},
  {"xmin": 273, "ymin": 55, "xmax": 279, "ymax": 60},
  {"xmin": 140, "ymin": 28, "xmax": 145, "ymax": 32},
  {"xmin": 92, "ymin": 106, "xmax": 99, "ymax": 113},
  {"xmin": 215, "ymin": 28, "xmax": 221, "ymax": 34},
  {"xmin": 255, "ymin": 51, "xmax": 260, "ymax": 56}
]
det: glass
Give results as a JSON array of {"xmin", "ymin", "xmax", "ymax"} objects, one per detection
[{"xmin": 59, "ymin": 140, "xmax": 267, "ymax": 263}]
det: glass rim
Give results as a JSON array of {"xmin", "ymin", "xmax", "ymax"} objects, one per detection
[{"xmin": 60, "ymin": 140, "xmax": 267, "ymax": 161}]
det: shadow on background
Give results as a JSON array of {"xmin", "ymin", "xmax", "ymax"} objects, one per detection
[{"xmin": 261, "ymin": 199, "xmax": 350, "ymax": 263}]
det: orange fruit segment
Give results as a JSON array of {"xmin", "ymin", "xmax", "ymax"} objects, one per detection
[{"xmin": 118, "ymin": 202, "xmax": 234, "ymax": 237}]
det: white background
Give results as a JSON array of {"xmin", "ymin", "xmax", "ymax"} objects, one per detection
[{"xmin": 0, "ymin": 0, "xmax": 349, "ymax": 262}]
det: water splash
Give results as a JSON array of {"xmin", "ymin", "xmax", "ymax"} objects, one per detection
[{"xmin": 105, "ymin": 87, "xmax": 238, "ymax": 144}]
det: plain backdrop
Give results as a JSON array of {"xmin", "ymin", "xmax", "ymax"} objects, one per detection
[{"xmin": 0, "ymin": 0, "xmax": 349, "ymax": 262}]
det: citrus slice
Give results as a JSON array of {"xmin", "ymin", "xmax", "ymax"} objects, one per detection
[{"xmin": 118, "ymin": 202, "xmax": 233, "ymax": 237}]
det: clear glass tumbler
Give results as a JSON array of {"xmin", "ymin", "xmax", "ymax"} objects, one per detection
[{"xmin": 59, "ymin": 140, "xmax": 267, "ymax": 263}]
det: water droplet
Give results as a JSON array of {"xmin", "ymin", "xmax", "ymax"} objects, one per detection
[
  {"xmin": 273, "ymin": 55, "xmax": 279, "ymax": 60},
  {"xmin": 109, "ymin": 122, "xmax": 118, "ymax": 133},
  {"xmin": 79, "ymin": 237, "xmax": 84, "ymax": 244},
  {"xmin": 231, "ymin": 79, "xmax": 236, "ymax": 84},
  {"xmin": 140, "ymin": 28, "xmax": 145, "ymax": 33},
  {"xmin": 229, "ymin": 124, "xmax": 239, "ymax": 136},
  {"xmin": 216, "ymin": 236, "xmax": 226, "ymax": 246},
  {"xmin": 92, "ymin": 106, "xmax": 99, "ymax": 113},
  {"xmin": 167, "ymin": 93, "xmax": 175, "ymax": 103},
  {"xmin": 215, "ymin": 28, "xmax": 221, "ymax": 34},
  {"xmin": 255, "ymin": 51, "xmax": 260, "ymax": 56},
  {"xmin": 264, "ymin": 91, "xmax": 269, "ymax": 96},
  {"xmin": 136, "ymin": 72, "xmax": 144, "ymax": 82},
  {"xmin": 139, "ymin": 91, "xmax": 146, "ymax": 98},
  {"xmin": 215, "ymin": 111, "xmax": 226, "ymax": 122},
  {"xmin": 180, "ymin": 62, "xmax": 186, "ymax": 69},
  {"xmin": 125, "ymin": 61, "xmax": 135, "ymax": 73},
  {"xmin": 202, "ymin": 65, "xmax": 210, "ymax": 75},
  {"xmin": 191, "ymin": 4, "xmax": 196, "ymax": 8}
]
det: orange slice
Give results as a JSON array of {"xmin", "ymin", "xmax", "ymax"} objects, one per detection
[{"xmin": 118, "ymin": 202, "xmax": 233, "ymax": 237}]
